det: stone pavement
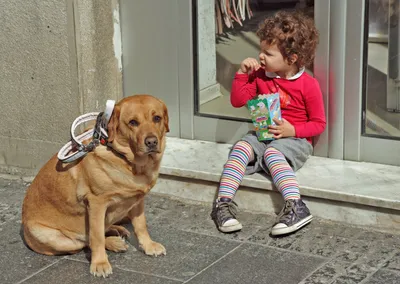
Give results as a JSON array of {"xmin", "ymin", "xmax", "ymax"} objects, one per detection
[{"xmin": 1, "ymin": 177, "xmax": 400, "ymax": 284}]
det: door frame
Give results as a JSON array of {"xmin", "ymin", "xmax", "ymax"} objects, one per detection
[{"xmin": 344, "ymin": 0, "xmax": 400, "ymax": 166}]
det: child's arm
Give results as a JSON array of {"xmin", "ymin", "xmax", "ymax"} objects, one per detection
[
  {"xmin": 230, "ymin": 58, "xmax": 260, "ymax": 108},
  {"xmin": 230, "ymin": 73, "xmax": 257, "ymax": 108},
  {"xmin": 294, "ymin": 79, "xmax": 326, "ymax": 138}
]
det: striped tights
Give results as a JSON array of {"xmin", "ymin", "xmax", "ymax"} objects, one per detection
[{"xmin": 218, "ymin": 142, "xmax": 300, "ymax": 200}]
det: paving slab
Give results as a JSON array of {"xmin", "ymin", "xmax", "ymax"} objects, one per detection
[
  {"xmin": 21, "ymin": 259, "xmax": 182, "ymax": 284},
  {"xmin": 185, "ymin": 243, "xmax": 324, "ymax": 284}
]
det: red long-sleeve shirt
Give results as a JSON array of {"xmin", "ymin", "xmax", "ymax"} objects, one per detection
[{"xmin": 231, "ymin": 68, "xmax": 326, "ymax": 144}]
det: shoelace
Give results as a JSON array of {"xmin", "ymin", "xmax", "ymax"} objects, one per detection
[
  {"xmin": 276, "ymin": 200, "xmax": 298, "ymax": 223},
  {"xmin": 217, "ymin": 201, "xmax": 238, "ymax": 220}
]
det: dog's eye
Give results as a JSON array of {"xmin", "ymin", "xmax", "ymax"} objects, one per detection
[
  {"xmin": 153, "ymin": 115, "xmax": 161, "ymax": 123},
  {"xmin": 129, "ymin": 119, "xmax": 139, "ymax": 126}
]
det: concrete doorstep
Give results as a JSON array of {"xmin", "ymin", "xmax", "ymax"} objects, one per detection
[{"xmin": 152, "ymin": 137, "xmax": 400, "ymax": 234}]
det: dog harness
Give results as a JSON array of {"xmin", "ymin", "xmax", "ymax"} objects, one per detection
[{"xmin": 57, "ymin": 100, "xmax": 115, "ymax": 163}]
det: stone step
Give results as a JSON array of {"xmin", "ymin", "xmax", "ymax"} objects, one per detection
[{"xmin": 153, "ymin": 137, "xmax": 400, "ymax": 233}]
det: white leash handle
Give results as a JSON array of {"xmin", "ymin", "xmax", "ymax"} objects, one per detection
[
  {"xmin": 57, "ymin": 112, "xmax": 99, "ymax": 163},
  {"xmin": 57, "ymin": 100, "xmax": 115, "ymax": 163}
]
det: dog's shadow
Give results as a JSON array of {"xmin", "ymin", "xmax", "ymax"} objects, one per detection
[
  {"xmin": 117, "ymin": 222, "xmax": 139, "ymax": 248},
  {"xmin": 19, "ymin": 224, "xmax": 31, "ymax": 251}
]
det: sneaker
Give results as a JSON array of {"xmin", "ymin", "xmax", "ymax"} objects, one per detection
[
  {"xmin": 271, "ymin": 199, "xmax": 313, "ymax": 236},
  {"xmin": 210, "ymin": 197, "xmax": 243, "ymax": 233}
]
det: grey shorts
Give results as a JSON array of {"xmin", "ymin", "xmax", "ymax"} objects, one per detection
[{"xmin": 232, "ymin": 131, "xmax": 313, "ymax": 175}]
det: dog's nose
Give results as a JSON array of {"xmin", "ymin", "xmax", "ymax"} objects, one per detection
[{"xmin": 145, "ymin": 136, "xmax": 158, "ymax": 148}]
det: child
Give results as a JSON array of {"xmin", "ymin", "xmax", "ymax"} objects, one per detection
[{"xmin": 211, "ymin": 10, "xmax": 326, "ymax": 236}]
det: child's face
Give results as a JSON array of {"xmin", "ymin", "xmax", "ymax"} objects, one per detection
[{"xmin": 259, "ymin": 41, "xmax": 293, "ymax": 74}]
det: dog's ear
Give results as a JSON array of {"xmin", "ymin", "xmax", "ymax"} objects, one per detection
[
  {"xmin": 155, "ymin": 98, "xmax": 170, "ymax": 133},
  {"xmin": 162, "ymin": 102, "xmax": 169, "ymax": 133},
  {"xmin": 107, "ymin": 105, "xmax": 121, "ymax": 143}
]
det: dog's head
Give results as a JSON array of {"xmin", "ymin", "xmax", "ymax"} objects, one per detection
[{"xmin": 106, "ymin": 95, "xmax": 169, "ymax": 161}]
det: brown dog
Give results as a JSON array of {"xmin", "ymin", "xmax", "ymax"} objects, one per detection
[{"xmin": 22, "ymin": 94, "xmax": 169, "ymax": 277}]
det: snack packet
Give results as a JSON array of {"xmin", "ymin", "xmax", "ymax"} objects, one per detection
[{"xmin": 247, "ymin": 93, "xmax": 282, "ymax": 141}]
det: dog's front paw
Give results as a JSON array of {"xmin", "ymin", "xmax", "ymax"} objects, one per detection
[
  {"xmin": 141, "ymin": 241, "xmax": 166, "ymax": 256},
  {"xmin": 90, "ymin": 259, "xmax": 113, "ymax": 278}
]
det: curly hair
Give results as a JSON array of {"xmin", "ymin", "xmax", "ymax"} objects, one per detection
[{"xmin": 256, "ymin": 10, "xmax": 319, "ymax": 68}]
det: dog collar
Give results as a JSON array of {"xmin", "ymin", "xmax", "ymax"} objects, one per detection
[{"xmin": 57, "ymin": 100, "xmax": 115, "ymax": 163}]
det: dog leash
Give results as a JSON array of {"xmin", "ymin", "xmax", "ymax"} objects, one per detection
[{"xmin": 57, "ymin": 100, "xmax": 115, "ymax": 163}]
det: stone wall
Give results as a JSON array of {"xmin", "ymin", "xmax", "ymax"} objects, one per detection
[{"xmin": 0, "ymin": 0, "xmax": 122, "ymax": 175}]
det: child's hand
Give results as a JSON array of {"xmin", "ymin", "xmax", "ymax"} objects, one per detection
[
  {"xmin": 238, "ymin": 58, "xmax": 261, "ymax": 74},
  {"xmin": 268, "ymin": 118, "xmax": 296, "ymax": 139}
]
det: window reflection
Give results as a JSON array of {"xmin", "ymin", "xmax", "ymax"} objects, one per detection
[
  {"xmin": 196, "ymin": 0, "xmax": 314, "ymax": 120},
  {"xmin": 365, "ymin": 0, "xmax": 400, "ymax": 138}
]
